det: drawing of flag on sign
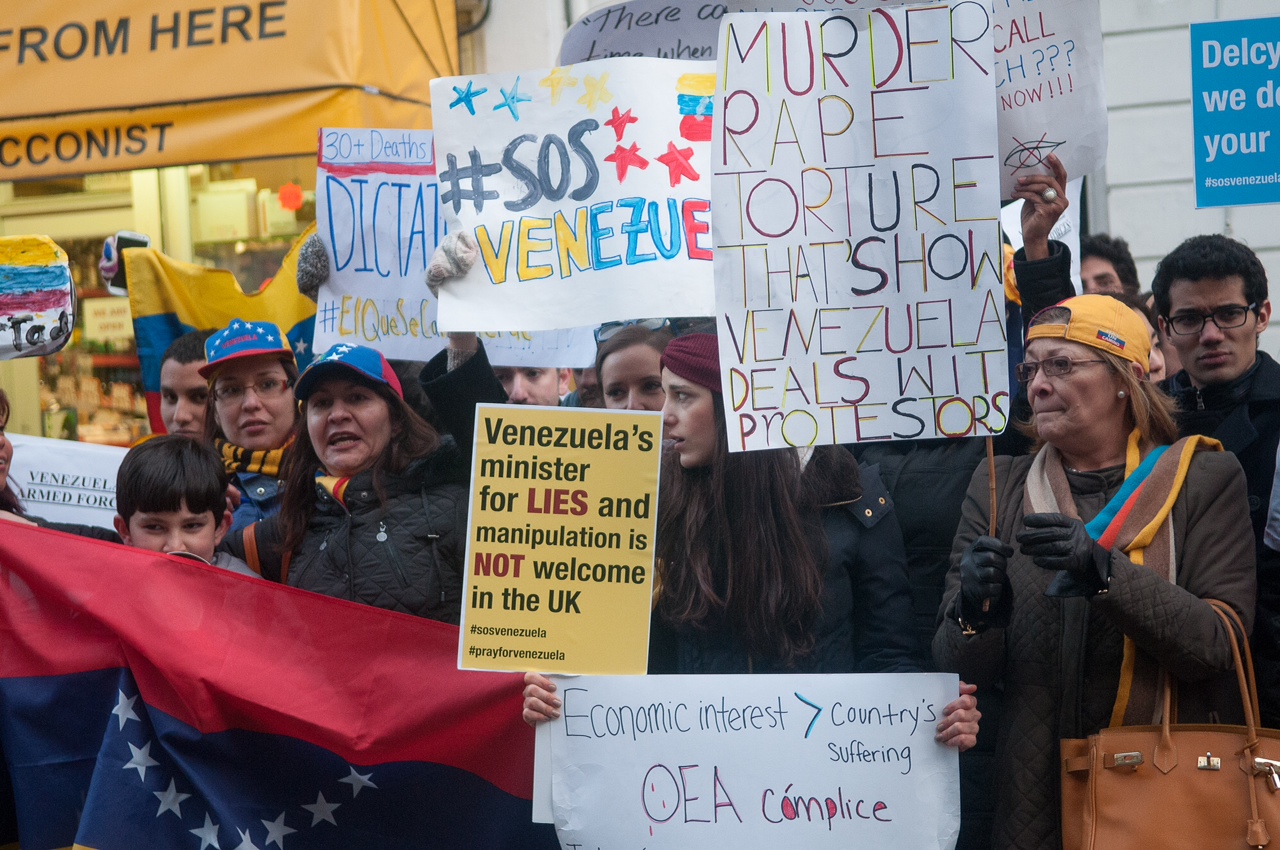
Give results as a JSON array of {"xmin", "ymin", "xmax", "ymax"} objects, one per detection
[
  {"xmin": 126, "ymin": 229, "xmax": 317, "ymax": 434},
  {"xmin": 0, "ymin": 523, "xmax": 558, "ymax": 850},
  {"xmin": 0, "ymin": 234, "xmax": 74, "ymax": 360}
]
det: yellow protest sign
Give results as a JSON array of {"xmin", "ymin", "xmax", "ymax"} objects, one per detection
[{"xmin": 459, "ymin": 404, "xmax": 662, "ymax": 674}]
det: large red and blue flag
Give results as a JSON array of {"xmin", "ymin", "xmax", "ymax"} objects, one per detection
[{"xmin": 0, "ymin": 522, "xmax": 557, "ymax": 850}]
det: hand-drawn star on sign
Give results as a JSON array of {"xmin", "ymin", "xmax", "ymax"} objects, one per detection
[
  {"xmin": 604, "ymin": 106, "xmax": 638, "ymax": 142},
  {"xmin": 539, "ymin": 66, "xmax": 579, "ymax": 105},
  {"xmin": 604, "ymin": 143, "xmax": 649, "ymax": 182},
  {"xmin": 656, "ymin": 141, "xmax": 699, "ymax": 186},
  {"xmin": 577, "ymin": 73, "xmax": 613, "ymax": 112},
  {"xmin": 449, "ymin": 80, "xmax": 488, "ymax": 116},
  {"xmin": 494, "ymin": 76, "xmax": 533, "ymax": 120}
]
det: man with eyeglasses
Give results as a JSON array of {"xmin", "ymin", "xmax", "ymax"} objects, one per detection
[{"xmin": 1152, "ymin": 233, "xmax": 1280, "ymax": 724}]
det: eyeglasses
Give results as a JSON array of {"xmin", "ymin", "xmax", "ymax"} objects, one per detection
[
  {"xmin": 1015, "ymin": 357, "xmax": 1108, "ymax": 383},
  {"xmin": 212, "ymin": 378, "xmax": 292, "ymax": 404},
  {"xmin": 595, "ymin": 318, "xmax": 670, "ymax": 343},
  {"xmin": 1166, "ymin": 303, "xmax": 1257, "ymax": 335}
]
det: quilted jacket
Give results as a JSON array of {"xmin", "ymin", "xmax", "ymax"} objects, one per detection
[
  {"xmin": 229, "ymin": 439, "xmax": 469, "ymax": 622},
  {"xmin": 933, "ymin": 452, "xmax": 1256, "ymax": 850}
]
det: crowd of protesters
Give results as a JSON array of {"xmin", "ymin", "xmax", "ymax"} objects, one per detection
[{"xmin": 1, "ymin": 152, "xmax": 1277, "ymax": 850}]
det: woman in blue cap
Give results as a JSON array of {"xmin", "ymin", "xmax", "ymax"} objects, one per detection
[
  {"xmin": 223, "ymin": 342, "xmax": 469, "ymax": 622},
  {"xmin": 201, "ymin": 320, "xmax": 299, "ymax": 530}
]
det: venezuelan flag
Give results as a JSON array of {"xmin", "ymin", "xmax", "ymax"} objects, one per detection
[
  {"xmin": 0, "ymin": 522, "xmax": 557, "ymax": 850},
  {"xmin": 126, "ymin": 225, "xmax": 317, "ymax": 433}
]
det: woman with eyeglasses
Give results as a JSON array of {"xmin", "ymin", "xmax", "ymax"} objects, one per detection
[
  {"xmin": 222, "ymin": 343, "xmax": 468, "ymax": 621},
  {"xmin": 201, "ymin": 321, "xmax": 300, "ymax": 530},
  {"xmin": 933, "ymin": 295, "xmax": 1256, "ymax": 850}
]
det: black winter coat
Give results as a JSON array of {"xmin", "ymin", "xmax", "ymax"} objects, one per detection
[
  {"xmin": 646, "ymin": 464, "xmax": 919, "ymax": 675},
  {"xmin": 1164, "ymin": 351, "xmax": 1280, "ymax": 725},
  {"xmin": 227, "ymin": 440, "xmax": 470, "ymax": 622}
]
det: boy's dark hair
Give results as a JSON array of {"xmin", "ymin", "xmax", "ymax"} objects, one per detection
[
  {"xmin": 161, "ymin": 329, "xmax": 216, "ymax": 366},
  {"xmin": 1080, "ymin": 233, "xmax": 1141, "ymax": 295},
  {"xmin": 116, "ymin": 436, "xmax": 228, "ymax": 522},
  {"xmin": 1151, "ymin": 234, "xmax": 1269, "ymax": 318}
]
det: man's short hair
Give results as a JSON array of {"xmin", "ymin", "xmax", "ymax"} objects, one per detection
[
  {"xmin": 161, "ymin": 329, "xmax": 216, "ymax": 367},
  {"xmin": 1080, "ymin": 233, "xmax": 1141, "ymax": 295},
  {"xmin": 1151, "ymin": 234, "xmax": 1269, "ymax": 317},
  {"xmin": 116, "ymin": 436, "xmax": 228, "ymax": 522}
]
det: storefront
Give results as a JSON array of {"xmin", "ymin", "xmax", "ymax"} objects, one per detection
[{"xmin": 0, "ymin": 0, "xmax": 458, "ymax": 443}]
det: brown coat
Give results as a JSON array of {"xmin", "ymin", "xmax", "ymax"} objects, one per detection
[{"xmin": 933, "ymin": 451, "xmax": 1256, "ymax": 850}]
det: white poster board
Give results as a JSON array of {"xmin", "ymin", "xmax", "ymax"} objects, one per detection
[
  {"xmin": 541, "ymin": 672, "xmax": 960, "ymax": 849},
  {"xmin": 314, "ymin": 128, "xmax": 447, "ymax": 361},
  {"xmin": 713, "ymin": 6, "xmax": 1008, "ymax": 452},
  {"xmin": 1000, "ymin": 177, "xmax": 1084, "ymax": 294},
  {"xmin": 993, "ymin": 0, "xmax": 1105, "ymax": 199},
  {"xmin": 7, "ymin": 433, "xmax": 126, "ymax": 528},
  {"xmin": 430, "ymin": 57, "xmax": 717, "ymax": 332}
]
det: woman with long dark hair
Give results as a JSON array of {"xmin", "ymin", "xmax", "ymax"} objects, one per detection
[
  {"xmin": 525, "ymin": 334, "xmax": 979, "ymax": 746},
  {"xmin": 223, "ymin": 344, "xmax": 469, "ymax": 621}
]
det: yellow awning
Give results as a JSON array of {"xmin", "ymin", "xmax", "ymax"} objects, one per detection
[{"xmin": 0, "ymin": 0, "xmax": 458, "ymax": 180}]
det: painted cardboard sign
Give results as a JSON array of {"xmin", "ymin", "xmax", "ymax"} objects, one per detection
[
  {"xmin": 0, "ymin": 235, "xmax": 74, "ymax": 360},
  {"xmin": 430, "ymin": 57, "xmax": 718, "ymax": 332}
]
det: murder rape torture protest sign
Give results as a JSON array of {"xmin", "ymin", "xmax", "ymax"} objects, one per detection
[
  {"xmin": 429, "ymin": 57, "xmax": 718, "ymax": 332},
  {"xmin": 315, "ymin": 128, "xmax": 445, "ymax": 361},
  {"xmin": 459, "ymin": 404, "xmax": 662, "ymax": 674},
  {"xmin": 713, "ymin": 4, "xmax": 1008, "ymax": 452},
  {"xmin": 541, "ymin": 673, "xmax": 960, "ymax": 849}
]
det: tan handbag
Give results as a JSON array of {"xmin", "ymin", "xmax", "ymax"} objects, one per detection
[{"xmin": 1061, "ymin": 601, "xmax": 1280, "ymax": 849}]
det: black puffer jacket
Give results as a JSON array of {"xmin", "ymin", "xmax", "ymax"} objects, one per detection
[{"xmin": 227, "ymin": 439, "xmax": 469, "ymax": 622}]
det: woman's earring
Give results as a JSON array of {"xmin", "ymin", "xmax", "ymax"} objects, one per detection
[{"xmin": 1117, "ymin": 390, "xmax": 1127, "ymax": 398}]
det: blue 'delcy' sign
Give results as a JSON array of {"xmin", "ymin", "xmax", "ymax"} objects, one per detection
[{"xmin": 1191, "ymin": 16, "xmax": 1280, "ymax": 208}]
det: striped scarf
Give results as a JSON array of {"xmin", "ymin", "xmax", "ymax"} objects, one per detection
[
  {"xmin": 215, "ymin": 437, "xmax": 290, "ymax": 478},
  {"xmin": 1025, "ymin": 429, "xmax": 1222, "ymax": 725}
]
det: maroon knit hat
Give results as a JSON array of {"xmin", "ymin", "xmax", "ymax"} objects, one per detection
[{"xmin": 660, "ymin": 333, "xmax": 720, "ymax": 393}]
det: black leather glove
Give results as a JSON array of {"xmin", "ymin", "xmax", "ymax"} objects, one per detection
[
  {"xmin": 1016, "ymin": 512, "xmax": 1111, "ymax": 597},
  {"xmin": 958, "ymin": 536, "xmax": 1014, "ymax": 631}
]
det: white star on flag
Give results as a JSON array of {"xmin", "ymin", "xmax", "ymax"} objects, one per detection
[
  {"xmin": 123, "ymin": 741, "xmax": 159, "ymax": 780},
  {"xmin": 261, "ymin": 812, "xmax": 297, "ymax": 848},
  {"xmin": 154, "ymin": 778, "xmax": 191, "ymax": 817},
  {"xmin": 112, "ymin": 690, "xmax": 139, "ymax": 730},
  {"xmin": 294, "ymin": 339, "xmax": 309, "ymax": 356},
  {"xmin": 231, "ymin": 321, "xmax": 243, "ymax": 329},
  {"xmin": 190, "ymin": 813, "xmax": 221, "ymax": 849},
  {"xmin": 339, "ymin": 766, "xmax": 377, "ymax": 797},
  {"xmin": 233, "ymin": 827, "xmax": 262, "ymax": 850},
  {"xmin": 302, "ymin": 790, "xmax": 340, "ymax": 826},
  {"xmin": 265, "ymin": 334, "xmax": 276, "ymax": 342},
  {"xmin": 335, "ymin": 345, "xmax": 353, "ymax": 354}
]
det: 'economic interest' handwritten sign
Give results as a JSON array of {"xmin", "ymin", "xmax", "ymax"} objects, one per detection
[
  {"xmin": 314, "ymin": 127, "xmax": 446, "ymax": 361},
  {"xmin": 459, "ymin": 404, "xmax": 662, "ymax": 674},
  {"xmin": 430, "ymin": 57, "xmax": 718, "ymax": 332},
  {"xmin": 1191, "ymin": 15, "xmax": 1280, "ymax": 208},
  {"xmin": 712, "ymin": 4, "xmax": 1008, "ymax": 452},
  {"xmin": 542, "ymin": 672, "xmax": 960, "ymax": 849}
]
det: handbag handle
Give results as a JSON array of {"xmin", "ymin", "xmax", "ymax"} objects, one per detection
[{"xmin": 1206, "ymin": 599, "xmax": 1271, "ymax": 849}]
